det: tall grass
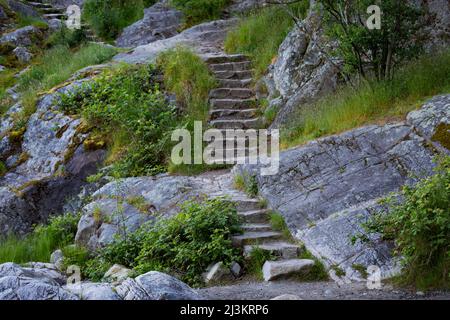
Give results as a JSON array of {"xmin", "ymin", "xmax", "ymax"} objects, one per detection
[
  {"xmin": 281, "ymin": 50, "xmax": 450, "ymax": 149},
  {"xmin": 157, "ymin": 46, "xmax": 217, "ymax": 122},
  {"xmin": 170, "ymin": 0, "xmax": 230, "ymax": 26},
  {"xmin": 0, "ymin": 214, "xmax": 79, "ymax": 264},
  {"xmin": 224, "ymin": 2, "xmax": 309, "ymax": 79}
]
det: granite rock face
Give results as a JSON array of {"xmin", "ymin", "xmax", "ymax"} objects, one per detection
[
  {"xmin": 235, "ymin": 95, "xmax": 450, "ymax": 281},
  {"xmin": 114, "ymin": 19, "xmax": 237, "ymax": 64},
  {"xmin": 116, "ymin": 1, "xmax": 183, "ymax": 48},
  {"xmin": 0, "ymin": 79, "xmax": 106, "ymax": 235},
  {"xmin": 266, "ymin": 10, "xmax": 342, "ymax": 128},
  {"xmin": 0, "ymin": 26, "xmax": 41, "ymax": 47}
]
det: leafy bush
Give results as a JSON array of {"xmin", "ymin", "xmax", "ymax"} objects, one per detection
[
  {"xmin": 318, "ymin": 0, "xmax": 423, "ymax": 80},
  {"xmin": 82, "ymin": 0, "xmax": 149, "ymax": 40},
  {"xmin": 0, "ymin": 214, "xmax": 80, "ymax": 264},
  {"xmin": 224, "ymin": 1, "xmax": 309, "ymax": 79},
  {"xmin": 59, "ymin": 64, "xmax": 179, "ymax": 177},
  {"xmin": 85, "ymin": 198, "xmax": 242, "ymax": 286},
  {"xmin": 281, "ymin": 49, "xmax": 450, "ymax": 148},
  {"xmin": 364, "ymin": 156, "xmax": 450, "ymax": 289},
  {"xmin": 157, "ymin": 46, "xmax": 216, "ymax": 122},
  {"xmin": 170, "ymin": 0, "xmax": 230, "ymax": 26}
]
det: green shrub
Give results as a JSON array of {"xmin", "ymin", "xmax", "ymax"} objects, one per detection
[
  {"xmin": 157, "ymin": 46, "xmax": 216, "ymax": 122},
  {"xmin": 363, "ymin": 156, "xmax": 450, "ymax": 289},
  {"xmin": 82, "ymin": 0, "xmax": 147, "ymax": 40},
  {"xmin": 0, "ymin": 213, "xmax": 80, "ymax": 264},
  {"xmin": 246, "ymin": 247, "xmax": 274, "ymax": 279},
  {"xmin": 224, "ymin": 2, "xmax": 309, "ymax": 79},
  {"xmin": 59, "ymin": 64, "xmax": 179, "ymax": 177},
  {"xmin": 45, "ymin": 27, "xmax": 87, "ymax": 49},
  {"xmin": 134, "ymin": 198, "xmax": 242, "ymax": 286},
  {"xmin": 281, "ymin": 49, "xmax": 450, "ymax": 148},
  {"xmin": 77, "ymin": 198, "xmax": 242, "ymax": 286},
  {"xmin": 170, "ymin": 0, "xmax": 230, "ymax": 26},
  {"xmin": 233, "ymin": 173, "xmax": 258, "ymax": 197}
]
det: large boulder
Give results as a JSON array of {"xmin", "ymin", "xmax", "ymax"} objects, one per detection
[
  {"xmin": 114, "ymin": 19, "xmax": 237, "ymax": 64},
  {"xmin": 234, "ymin": 95, "xmax": 450, "ymax": 281},
  {"xmin": 266, "ymin": 10, "xmax": 342, "ymax": 128},
  {"xmin": 0, "ymin": 78, "xmax": 106, "ymax": 236},
  {"xmin": 0, "ymin": 263, "xmax": 77, "ymax": 300},
  {"xmin": 115, "ymin": 271, "xmax": 202, "ymax": 300},
  {"xmin": 75, "ymin": 172, "xmax": 241, "ymax": 249},
  {"xmin": 116, "ymin": 1, "xmax": 183, "ymax": 48},
  {"xmin": 0, "ymin": 26, "xmax": 41, "ymax": 47}
]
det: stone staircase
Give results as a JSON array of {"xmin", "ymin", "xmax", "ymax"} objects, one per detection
[
  {"xmin": 24, "ymin": 0, "xmax": 99, "ymax": 41},
  {"xmin": 205, "ymin": 54, "xmax": 316, "ymax": 281}
]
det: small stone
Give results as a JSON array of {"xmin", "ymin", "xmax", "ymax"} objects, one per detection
[
  {"xmin": 104, "ymin": 264, "xmax": 132, "ymax": 283},
  {"xmin": 271, "ymin": 294, "xmax": 302, "ymax": 300},
  {"xmin": 416, "ymin": 291, "xmax": 425, "ymax": 296},
  {"xmin": 50, "ymin": 249, "xmax": 64, "ymax": 271},
  {"xmin": 230, "ymin": 262, "xmax": 242, "ymax": 277},
  {"xmin": 13, "ymin": 46, "xmax": 33, "ymax": 64},
  {"xmin": 203, "ymin": 262, "xmax": 231, "ymax": 283},
  {"xmin": 262, "ymin": 259, "xmax": 315, "ymax": 281},
  {"xmin": 0, "ymin": 65, "xmax": 5, "ymax": 72}
]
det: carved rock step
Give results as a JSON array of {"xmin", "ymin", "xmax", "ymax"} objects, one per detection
[
  {"xmin": 244, "ymin": 242, "xmax": 302, "ymax": 260},
  {"xmin": 218, "ymin": 78, "xmax": 253, "ymax": 88},
  {"xmin": 27, "ymin": 2, "xmax": 53, "ymax": 8},
  {"xmin": 43, "ymin": 13, "xmax": 66, "ymax": 19},
  {"xmin": 210, "ymin": 118, "xmax": 261, "ymax": 130},
  {"xmin": 210, "ymin": 88, "xmax": 254, "ymax": 100},
  {"xmin": 209, "ymin": 108, "xmax": 258, "ymax": 120},
  {"xmin": 204, "ymin": 54, "xmax": 249, "ymax": 64},
  {"xmin": 209, "ymin": 61, "xmax": 252, "ymax": 72},
  {"xmin": 208, "ymin": 196, "xmax": 262, "ymax": 212},
  {"xmin": 232, "ymin": 231, "xmax": 282, "ymax": 247},
  {"xmin": 242, "ymin": 223, "xmax": 273, "ymax": 232},
  {"xmin": 214, "ymin": 70, "xmax": 254, "ymax": 80},
  {"xmin": 210, "ymin": 98, "xmax": 256, "ymax": 110},
  {"xmin": 40, "ymin": 7, "xmax": 65, "ymax": 14},
  {"xmin": 262, "ymin": 259, "xmax": 315, "ymax": 281},
  {"xmin": 238, "ymin": 209, "xmax": 269, "ymax": 223}
]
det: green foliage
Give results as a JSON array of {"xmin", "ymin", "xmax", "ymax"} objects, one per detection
[
  {"xmin": 224, "ymin": 2, "xmax": 309, "ymax": 79},
  {"xmin": 82, "ymin": 0, "xmax": 147, "ymax": 40},
  {"xmin": 170, "ymin": 0, "xmax": 230, "ymax": 26},
  {"xmin": 59, "ymin": 64, "xmax": 179, "ymax": 177},
  {"xmin": 134, "ymin": 198, "xmax": 242, "ymax": 286},
  {"xmin": 318, "ymin": 0, "xmax": 423, "ymax": 80},
  {"xmin": 234, "ymin": 173, "xmax": 259, "ymax": 197},
  {"xmin": 269, "ymin": 212, "xmax": 293, "ymax": 240},
  {"xmin": 0, "ymin": 161, "xmax": 7, "ymax": 176},
  {"xmin": 364, "ymin": 156, "xmax": 450, "ymax": 289},
  {"xmin": 246, "ymin": 247, "xmax": 274, "ymax": 279},
  {"xmin": 16, "ymin": 13, "xmax": 48, "ymax": 29},
  {"xmin": 298, "ymin": 249, "xmax": 329, "ymax": 281},
  {"xmin": 0, "ymin": 214, "xmax": 80, "ymax": 264},
  {"xmin": 45, "ymin": 26, "xmax": 87, "ymax": 49},
  {"xmin": 281, "ymin": 49, "xmax": 450, "ymax": 148},
  {"xmin": 157, "ymin": 46, "xmax": 217, "ymax": 122}
]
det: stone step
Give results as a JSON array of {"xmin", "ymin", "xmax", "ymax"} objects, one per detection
[
  {"xmin": 210, "ymin": 98, "xmax": 256, "ymax": 110},
  {"xmin": 234, "ymin": 199, "xmax": 262, "ymax": 212},
  {"xmin": 232, "ymin": 231, "xmax": 283, "ymax": 247},
  {"xmin": 209, "ymin": 108, "xmax": 258, "ymax": 120},
  {"xmin": 242, "ymin": 223, "xmax": 273, "ymax": 232},
  {"xmin": 28, "ymin": 2, "xmax": 52, "ymax": 8},
  {"xmin": 238, "ymin": 209, "xmax": 269, "ymax": 223},
  {"xmin": 43, "ymin": 13, "xmax": 66, "ymax": 19},
  {"xmin": 214, "ymin": 70, "xmax": 253, "ymax": 80},
  {"xmin": 204, "ymin": 54, "xmax": 249, "ymax": 64},
  {"xmin": 218, "ymin": 78, "xmax": 253, "ymax": 88},
  {"xmin": 262, "ymin": 259, "xmax": 315, "ymax": 281},
  {"xmin": 244, "ymin": 242, "xmax": 302, "ymax": 260},
  {"xmin": 210, "ymin": 118, "xmax": 261, "ymax": 130},
  {"xmin": 209, "ymin": 61, "xmax": 252, "ymax": 72},
  {"xmin": 40, "ymin": 7, "xmax": 65, "ymax": 14},
  {"xmin": 209, "ymin": 88, "xmax": 254, "ymax": 100}
]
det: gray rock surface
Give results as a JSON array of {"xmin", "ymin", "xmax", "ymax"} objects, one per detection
[
  {"xmin": 0, "ymin": 263, "xmax": 77, "ymax": 300},
  {"xmin": 114, "ymin": 19, "xmax": 237, "ymax": 64},
  {"xmin": 0, "ymin": 25, "xmax": 41, "ymax": 47},
  {"xmin": 262, "ymin": 259, "xmax": 315, "ymax": 281},
  {"xmin": 0, "ymin": 78, "xmax": 106, "ymax": 235},
  {"xmin": 6, "ymin": 0, "xmax": 40, "ymax": 18},
  {"xmin": 235, "ymin": 95, "xmax": 450, "ymax": 281},
  {"xmin": 65, "ymin": 282, "xmax": 121, "ymax": 300},
  {"xmin": 115, "ymin": 271, "xmax": 202, "ymax": 300},
  {"xmin": 104, "ymin": 264, "xmax": 132, "ymax": 284},
  {"xmin": 228, "ymin": 0, "xmax": 268, "ymax": 14},
  {"xmin": 12, "ymin": 46, "xmax": 33, "ymax": 63},
  {"xmin": 116, "ymin": 1, "xmax": 183, "ymax": 48},
  {"xmin": 267, "ymin": 10, "xmax": 341, "ymax": 128},
  {"xmin": 203, "ymin": 262, "xmax": 231, "ymax": 283}
]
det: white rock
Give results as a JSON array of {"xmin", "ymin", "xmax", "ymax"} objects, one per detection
[
  {"xmin": 203, "ymin": 262, "xmax": 231, "ymax": 283},
  {"xmin": 50, "ymin": 249, "xmax": 64, "ymax": 271},
  {"xmin": 262, "ymin": 259, "xmax": 315, "ymax": 281},
  {"xmin": 104, "ymin": 264, "xmax": 132, "ymax": 283}
]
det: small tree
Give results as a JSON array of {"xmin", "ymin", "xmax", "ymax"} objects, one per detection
[{"xmin": 318, "ymin": 0, "xmax": 423, "ymax": 81}]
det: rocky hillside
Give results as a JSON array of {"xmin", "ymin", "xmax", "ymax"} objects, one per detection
[{"xmin": 0, "ymin": 0, "xmax": 449, "ymax": 300}]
